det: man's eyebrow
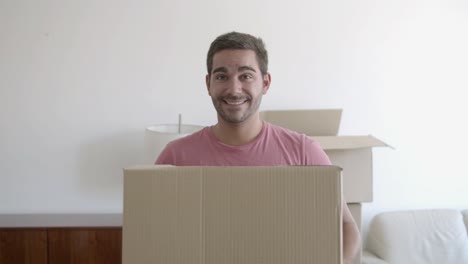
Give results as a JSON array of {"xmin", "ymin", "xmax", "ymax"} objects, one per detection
[
  {"xmin": 239, "ymin": 66, "xmax": 257, "ymax": 72},
  {"xmin": 212, "ymin": 67, "xmax": 227, "ymax": 74}
]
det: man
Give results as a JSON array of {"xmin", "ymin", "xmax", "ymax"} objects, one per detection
[{"xmin": 156, "ymin": 31, "xmax": 360, "ymax": 264}]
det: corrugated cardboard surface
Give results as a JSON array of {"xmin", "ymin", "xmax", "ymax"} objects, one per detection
[
  {"xmin": 123, "ymin": 166, "xmax": 343, "ymax": 264},
  {"xmin": 260, "ymin": 109, "xmax": 342, "ymax": 136}
]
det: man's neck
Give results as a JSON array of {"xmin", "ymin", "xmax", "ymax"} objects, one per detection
[{"xmin": 212, "ymin": 115, "xmax": 264, "ymax": 146}]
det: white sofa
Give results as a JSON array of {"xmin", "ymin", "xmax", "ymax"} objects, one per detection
[{"xmin": 362, "ymin": 209, "xmax": 468, "ymax": 264}]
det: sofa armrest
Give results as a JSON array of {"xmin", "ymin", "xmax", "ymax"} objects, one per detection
[{"xmin": 362, "ymin": 250, "xmax": 389, "ymax": 264}]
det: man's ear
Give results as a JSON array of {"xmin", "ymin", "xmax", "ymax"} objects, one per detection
[
  {"xmin": 262, "ymin": 73, "xmax": 271, "ymax": 95},
  {"xmin": 206, "ymin": 74, "xmax": 211, "ymax": 96}
]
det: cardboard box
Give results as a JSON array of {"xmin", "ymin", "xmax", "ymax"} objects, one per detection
[
  {"xmin": 261, "ymin": 109, "xmax": 389, "ymax": 203},
  {"xmin": 347, "ymin": 203, "xmax": 362, "ymax": 264},
  {"xmin": 123, "ymin": 166, "xmax": 343, "ymax": 264},
  {"xmin": 318, "ymin": 136, "xmax": 387, "ymax": 202},
  {"xmin": 260, "ymin": 109, "xmax": 342, "ymax": 136}
]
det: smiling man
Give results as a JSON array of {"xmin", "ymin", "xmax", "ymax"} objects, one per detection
[
  {"xmin": 156, "ymin": 31, "xmax": 359, "ymax": 264},
  {"xmin": 207, "ymin": 48, "xmax": 269, "ymax": 146}
]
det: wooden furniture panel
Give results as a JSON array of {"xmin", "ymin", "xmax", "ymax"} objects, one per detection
[
  {"xmin": 0, "ymin": 229, "xmax": 47, "ymax": 264},
  {"xmin": 48, "ymin": 228, "xmax": 121, "ymax": 264}
]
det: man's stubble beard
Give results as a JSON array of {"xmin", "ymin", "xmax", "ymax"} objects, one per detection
[{"xmin": 212, "ymin": 95, "xmax": 263, "ymax": 124}]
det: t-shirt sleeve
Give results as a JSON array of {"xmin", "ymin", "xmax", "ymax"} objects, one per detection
[
  {"xmin": 303, "ymin": 137, "xmax": 332, "ymax": 165},
  {"xmin": 154, "ymin": 143, "xmax": 175, "ymax": 165}
]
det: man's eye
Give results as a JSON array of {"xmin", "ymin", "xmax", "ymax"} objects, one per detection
[
  {"xmin": 215, "ymin": 75, "xmax": 227, "ymax": 80},
  {"xmin": 241, "ymin": 74, "xmax": 253, "ymax": 80}
]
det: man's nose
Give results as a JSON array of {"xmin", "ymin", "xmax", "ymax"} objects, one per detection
[{"xmin": 226, "ymin": 78, "xmax": 243, "ymax": 93}]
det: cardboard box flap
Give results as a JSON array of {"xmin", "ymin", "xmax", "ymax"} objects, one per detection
[
  {"xmin": 260, "ymin": 109, "xmax": 342, "ymax": 136},
  {"xmin": 311, "ymin": 135, "xmax": 390, "ymax": 150},
  {"xmin": 123, "ymin": 166, "xmax": 343, "ymax": 264}
]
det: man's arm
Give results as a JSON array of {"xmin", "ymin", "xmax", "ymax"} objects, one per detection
[
  {"xmin": 343, "ymin": 200, "xmax": 360, "ymax": 264},
  {"xmin": 301, "ymin": 137, "xmax": 360, "ymax": 262}
]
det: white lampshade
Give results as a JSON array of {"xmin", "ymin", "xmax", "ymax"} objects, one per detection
[{"xmin": 144, "ymin": 124, "xmax": 204, "ymax": 164}]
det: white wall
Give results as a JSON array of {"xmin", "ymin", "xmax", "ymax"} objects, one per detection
[{"xmin": 1, "ymin": 0, "xmax": 467, "ymax": 237}]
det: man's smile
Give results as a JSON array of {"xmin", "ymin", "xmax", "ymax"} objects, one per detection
[{"xmin": 223, "ymin": 99, "xmax": 248, "ymax": 105}]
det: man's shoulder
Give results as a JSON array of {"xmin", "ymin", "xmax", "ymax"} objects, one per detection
[
  {"xmin": 262, "ymin": 122, "xmax": 330, "ymax": 165},
  {"xmin": 166, "ymin": 126, "xmax": 209, "ymax": 149},
  {"xmin": 266, "ymin": 122, "xmax": 306, "ymax": 140},
  {"xmin": 155, "ymin": 127, "xmax": 210, "ymax": 165},
  {"xmin": 265, "ymin": 122, "xmax": 322, "ymax": 147}
]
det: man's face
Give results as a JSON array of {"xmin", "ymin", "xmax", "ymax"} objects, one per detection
[{"xmin": 206, "ymin": 49, "xmax": 271, "ymax": 124}]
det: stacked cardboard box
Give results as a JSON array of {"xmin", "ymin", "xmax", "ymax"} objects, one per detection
[
  {"xmin": 261, "ymin": 109, "xmax": 389, "ymax": 264},
  {"xmin": 123, "ymin": 166, "xmax": 343, "ymax": 264}
]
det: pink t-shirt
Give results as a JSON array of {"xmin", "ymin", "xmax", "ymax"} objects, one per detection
[{"xmin": 155, "ymin": 122, "xmax": 331, "ymax": 166}]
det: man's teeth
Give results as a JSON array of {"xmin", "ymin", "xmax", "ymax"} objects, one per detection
[{"xmin": 225, "ymin": 100, "xmax": 245, "ymax": 105}]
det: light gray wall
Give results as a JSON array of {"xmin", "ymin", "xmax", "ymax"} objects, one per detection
[{"xmin": 1, "ymin": 0, "xmax": 467, "ymax": 236}]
